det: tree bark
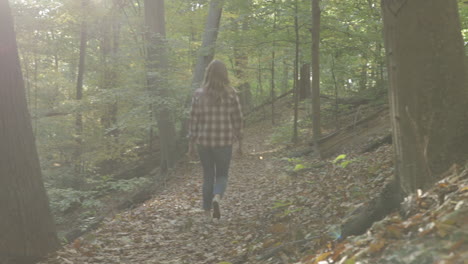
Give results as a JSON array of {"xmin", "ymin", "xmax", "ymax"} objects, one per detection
[
  {"xmin": 341, "ymin": 0, "xmax": 468, "ymax": 239},
  {"xmin": 382, "ymin": 0, "xmax": 468, "ymax": 194},
  {"xmin": 97, "ymin": 1, "xmax": 122, "ymax": 175},
  {"xmin": 233, "ymin": 19, "xmax": 252, "ymax": 111},
  {"xmin": 0, "ymin": 0, "xmax": 59, "ymax": 261},
  {"xmin": 299, "ymin": 63, "xmax": 311, "ymax": 100},
  {"xmin": 270, "ymin": 0, "xmax": 277, "ymax": 125},
  {"xmin": 74, "ymin": 0, "xmax": 88, "ymax": 174},
  {"xmin": 292, "ymin": 0, "xmax": 300, "ymax": 143}
]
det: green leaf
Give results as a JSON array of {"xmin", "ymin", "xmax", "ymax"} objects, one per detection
[
  {"xmin": 340, "ymin": 160, "xmax": 352, "ymax": 168},
  {"xmin": 333, "ymin": 154, "xmax": 347, "ymax": 163},
  {"xmin": 293, "ymin": 164, "xmax": 306, "ymax": 172}
]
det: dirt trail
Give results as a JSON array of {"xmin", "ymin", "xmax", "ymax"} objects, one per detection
[
  {"xmin": 40, "ymin": 102, "xmax": 398, "ymax": 264},
  {"xmin": 41, "ymin": 119, "xmax": 296, "ymax": 264}
]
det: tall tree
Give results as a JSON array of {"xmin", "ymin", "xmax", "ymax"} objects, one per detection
[
  {"xmin": 74, "ymin": 0, "xmax": 89, "ymax": 174},
  {"xmin": 233, "ymin": 19, "xmax": 252, "ymax": 111},
  {"xmin": 382, "ymin": 0, "xmax": 468, "ymax": 193},
  {"xmin": 144, "ymin": 0, "xmax": 177, "ymax": 173},
  {"xmin": 270, "ymin": 0, "xmax": 278, "ymax": 125},
  {"xmin": 0, "ymin": 0, "xmax": 59, "ymax": 261},
  {"xmin": 98, "ymin": 0, "xmax": 122, "ymax": 174},
  {"xmin": 342, "ymin": 0, "xmax": 468, "ymax": 238},
  {"xmin": 292, "ymin": 0, "xmax": 300, "ymax": 143},
  {"xmin": 299, "ymin": 63, "xmax": 311, "ymax": 100},
  {"xmin": 191, "ymin": 0, "xmax": 224, "ymax": 90},
  {"xmin": 311, "ymin": 0, "xmax": 321, "ymax": 154}
]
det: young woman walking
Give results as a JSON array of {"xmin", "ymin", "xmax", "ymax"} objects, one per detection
[{"xmin": 188, "ymin": 59, "xmax": 243, "ymax": 220}]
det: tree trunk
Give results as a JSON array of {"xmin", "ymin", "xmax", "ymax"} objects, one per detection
[
  {"xmin": 382, "ymin": 0, "xmax": 468, "ymax": 194},
  {"xmin": 98, "ymin": 2, "xmax": 121, "ymax": 175},
  {"xmin": 330, "ymin": 53, "xmax": 340, "ymax": 131},
  {"xmin": 190, "ymin": 0, "xmax": 224, "ymax": 90},
  {"xmin": 144, "ymin": 0, "xmax": 177, "ymax": 173},
  {"xmin": 234, "ymin": 20, "xmax": 252, "ymax": 111},
  {"xmin": 0, "ymin": 0, "xmax": 59, "ymax": 261},
  {"xmin": 271, "ymin": 0, "xmax": 277, "ymax": 125},
  {"xmin": 292, "ymin": 0, "xmax": 300, "ymax": 143},
  {"xmin": 299, "ymin": 63, "xmax": 311, "ymax": 100},
  {"xmin": 311, "ymin": 0, "xmax": 322, "ymax": 154},
  {"xmin": 74, "ymin": 0, "xmax": 88, "ymax": 174},
  {"xmin": 341, "ymin": 0, "xmax": 468, "ymax": 239}
]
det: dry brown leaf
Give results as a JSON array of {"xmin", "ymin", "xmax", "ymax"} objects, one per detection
[
  {"xmin": 312, "ymin": 252, "xmax": 331, "ymax": 264},
  {"xmin": 269, "ymin": 223, "xmax": 288, "ymax": 234},
  {"xmin": 367, "ymin": 239, "xmax": 386, "ymax": 254},
  {"xmin": 72, "ymin": 239, "xmax": 82, "ymax": 250}
]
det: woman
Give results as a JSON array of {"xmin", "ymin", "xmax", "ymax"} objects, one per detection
[{"xmin": 188, "ymin": 59, "xmax": 243, "ymax": 220}]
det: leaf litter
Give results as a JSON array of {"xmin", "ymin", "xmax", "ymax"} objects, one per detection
[{"xmin": 38, "ymin": 100, "xmax": 467, "ymax": 264}]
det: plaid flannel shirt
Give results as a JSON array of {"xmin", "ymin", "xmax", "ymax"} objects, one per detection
[{"xmin": 188, "ymin": 88, "xmax": 243, "ymax": 147}]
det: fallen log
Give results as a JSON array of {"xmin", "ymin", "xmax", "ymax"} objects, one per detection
[
  {"xmin": 340, "ymin": 179, "xmax": 404, "ymax": 239},
  {"xmin": 360, "ymin": 133, "xmax": 392, "ymax": 153}
]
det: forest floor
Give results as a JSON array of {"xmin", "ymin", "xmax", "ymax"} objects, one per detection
[{"xmin": 39, "ymin": 98, "xmax": 468, "ymax": 264}]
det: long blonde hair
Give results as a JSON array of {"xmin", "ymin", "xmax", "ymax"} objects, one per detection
[{"xmin": 202, "ymin": 60, "xmax": 236, "ymax": 105}]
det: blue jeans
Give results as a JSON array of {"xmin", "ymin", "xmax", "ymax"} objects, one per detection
[{"xmin": 197, "ymin": 145, "xmax": 233, "ymax": 210}]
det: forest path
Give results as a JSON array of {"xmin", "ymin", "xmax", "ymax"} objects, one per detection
[
  {"xmin": 41, "ymin": 102, "xmax": 398, "ymax": 264},
  {"xmin": 38, "ymin": 111, "xmax": 468, "ymax": 264},
  {"xmin": 42, "ymin": 114, "xmax": 309, "ymax": 264}
]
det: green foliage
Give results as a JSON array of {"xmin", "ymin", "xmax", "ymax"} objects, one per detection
[
  {"xmin": 333, "ymin": 154, "xmax": 347, "ymax": 163},
  {"xmin": 47, "ymin": 188, "xmax": 95, "ymax": 214},
  {"xmin": 269, "ymin": 119, "xmax": 294, "ymax": 144},
  {"xmin": 293, "ymin": 163, "xmax": 306, "ymax": 172},
  {"xmin": 47, "ymin": 176, "xmax": 151, "ymax": 224},
  {"xmin": 332, "ymin": 154, "xmax": 355, "ymax": 168}
]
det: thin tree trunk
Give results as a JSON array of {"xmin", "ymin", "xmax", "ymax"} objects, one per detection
[
  {"xmin": 75, "ymin": 0, "xmax": 88, "ymax": 174},
  {"xmin": 281, "ymin": 59, "xmax": 289, "ymax": 94},
  {"xmin": 234, "ymin": 20, "xmax": 252, "ymax": 111},
  {"xmin": 98, "ymin": 3, "xmax": 121, "ymax": 174},
  {"xmin": 311, "ymin": 0, "xmax": 321, "ymax": 154},
  {"xmin": 0, "ymin": 0, "xmax": 59, "ymax": 260},
  {"xmin": 270, "ymin": 0, "xmax": 278, "ymax": 125},
  {"xmin": 33, "ymin": 53, "xmax": 38, "ymax": 136},
  {"xmin": 359, "ymin": 54, "xmax": 368, "ymax": 91},
  {"xmin": 330, "ymin": 54, "xmax": 339, "ymax": 131},
  {"xmin": 292, "ymin": 0, "xmax": 300, "ymax": 143},
  {"xmin": 270, "ymin": 51, "xmax": 276, "ymax": 125},
  {"xmin": 299, "ymin": 63, "xmax": 311, "ymax": 100},
  {"xmin": 145, "ymin": 0, "xmax": 177, "ymax": 173}
]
